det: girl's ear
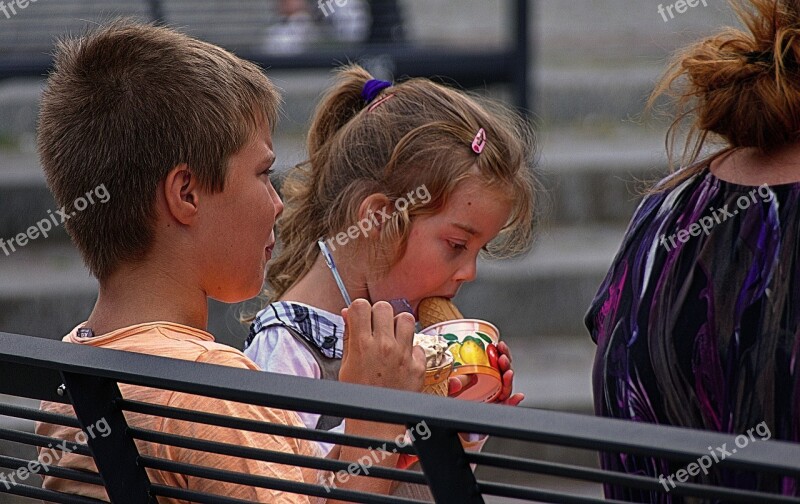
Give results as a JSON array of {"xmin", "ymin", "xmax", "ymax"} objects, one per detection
[{"xmin": 358, "ymin": 193, "xmax": 392, "ymax": 236}]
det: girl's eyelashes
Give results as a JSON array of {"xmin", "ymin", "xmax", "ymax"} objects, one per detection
[{"xmin": 448, "ymin": 240, "xmax": 468, "ymax": 251}]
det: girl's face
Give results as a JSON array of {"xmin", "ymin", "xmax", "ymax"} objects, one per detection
[{"xmin": 368, "ymin": 178, "xmax": 512, "ymax": 315}]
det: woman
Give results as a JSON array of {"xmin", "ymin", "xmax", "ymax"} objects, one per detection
[{"xmin": 586, "ymin": 0, "xmax": 800, "ymax": 501}]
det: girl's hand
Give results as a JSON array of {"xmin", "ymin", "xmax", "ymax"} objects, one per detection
[
  {"xmin": 494, "ymin": 341, "xmax": 524, "ymax": 406},
  {"xmin": 340, "ymin": 299, "xmax": 426, "ymax": 393},
  {"xmin": 448, "ymin": 375, "xmax": 470, "ymax": 395}
]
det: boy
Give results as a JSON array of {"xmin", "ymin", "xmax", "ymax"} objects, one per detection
[{"xmin": 35, "ymin": 20, "xmax": 425, "ymax": 503}]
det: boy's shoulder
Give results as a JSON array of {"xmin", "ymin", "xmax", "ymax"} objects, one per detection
[{"xmin": 64, "ymin": 321, "xmax": 260, "ymax": 371}]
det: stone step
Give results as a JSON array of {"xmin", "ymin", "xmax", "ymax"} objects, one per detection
[
  {"xmin": 0, "ymin": 121, "xmax": 662, "ymax": 247},
  {"xmin": 455, "ymin": 225, "xmax": 626, "ymax": 338},
  {"xmin": 0, "ymin": 0, "xmax": 738, "ymax": 134}
]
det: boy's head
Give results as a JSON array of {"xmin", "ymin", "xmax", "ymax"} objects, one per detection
[{"xmin": 38, "ymin": 20, "xmax": 281, "ymax": 289}]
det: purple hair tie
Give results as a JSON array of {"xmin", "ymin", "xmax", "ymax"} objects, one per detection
[{"xmin": 361, "ymin": 79, "xmax": 392, "ymax": 103}]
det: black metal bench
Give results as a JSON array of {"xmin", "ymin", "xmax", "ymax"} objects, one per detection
[
  {"xmin": 1, "ymin": 331, "xmax": 800, "ymax": 503},
  {"xmin": 0, "ymin": 0, "xmax": 531, "ymax": 113}
]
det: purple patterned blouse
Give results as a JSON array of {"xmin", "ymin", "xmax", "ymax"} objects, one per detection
[{"xmin": 586, "ymin": 167, "xmax": 800, "ymax": 501}]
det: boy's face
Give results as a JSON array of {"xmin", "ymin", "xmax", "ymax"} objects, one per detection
[
  {"xmin": 199, "ymin": 118, "xmax": 282, "ymax": 302},
  {"xmin": 369, "ymin": 178, "xmax": 511, "ymax": 314}
]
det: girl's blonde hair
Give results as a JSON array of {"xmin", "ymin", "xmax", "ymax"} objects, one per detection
[
  {"xmin": 267, "ymin": 64, "xmax": 537, "ymax": 299},
  {"xmin": 649, "ymin": 0, "xmax": 800, "ymax": 189}
]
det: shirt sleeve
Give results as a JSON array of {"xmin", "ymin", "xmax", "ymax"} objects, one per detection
[
  {"xmin": 244, "ymin": 325, "xmax": 322, "ymax": 380},
  {"xmin": 158, "ymin": 349, "xmax": 321, "ymax": 503}
]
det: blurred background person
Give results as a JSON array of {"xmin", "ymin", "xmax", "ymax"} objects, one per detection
[{"xmin": 261, "ymin": 0, "xmax": 405, "ymax": 54}]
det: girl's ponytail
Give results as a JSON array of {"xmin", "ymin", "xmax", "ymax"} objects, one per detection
[{"xmin": 307, "ymin": 64, "xmax": 374, "ymax": 158}]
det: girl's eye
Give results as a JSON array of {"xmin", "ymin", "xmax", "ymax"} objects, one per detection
[{"xmin": 448, "ymin": 240, "xmax": 468, "ymax": 251}]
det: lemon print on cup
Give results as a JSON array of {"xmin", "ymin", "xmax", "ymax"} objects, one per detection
[{"xmin": 423, "ymin": 320, "xmax": 502, "ymax": 402}]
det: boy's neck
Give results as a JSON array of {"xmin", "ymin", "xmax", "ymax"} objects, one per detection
[{"xmin": 85, "ymin": 260, "xmax": 208, "ymax": 336}]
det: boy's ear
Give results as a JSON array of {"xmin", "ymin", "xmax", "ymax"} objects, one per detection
[
  {"xmin": 163, "ymin": 164, "xmax": 200, "ymax": 225},
  {"xmin": 358, "ymin": 193, "xmax": 392, "ymax": 235}
]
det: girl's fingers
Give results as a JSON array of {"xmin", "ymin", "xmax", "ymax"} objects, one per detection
[
  {"xmin": 502, "ymin": 393, "xmax": 525, "ymax": 407},
  {"xmin": 499, "ymin": 369, "xmax": 514, "ymax": 400},
  {"xmin": 370, "ymin": 301, "xmax": 395, "ymax": 342},
  {"xmin": 448, "ymin": 375, "xmax": 470, "ymax": 395},
  {"xmin": 448, "ymin": 377, "xmax": 463, "ymax": 395},
  {"xmin": 411, "ymin": 345, "xmax": 427, "ymax": 372},
  {"xmin": 498, "ymin": 353, "xmax": 512, "ymax": 374},
  {"xmin": 346, "ymin": 301, "xmax": 371, "ymax": 349},
  {"xmin": 394, "ymin": 312, "xmax": 416, "ymax": 351},
  {"xmin": 341, "ymin": 307, "xmax": 350, "ymax": 358},
  {"xmin": 498, "ymin": 341, "xmax": 513, "ymax": 363}
]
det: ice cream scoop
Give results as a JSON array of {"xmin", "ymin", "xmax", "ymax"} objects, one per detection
[{"xmin": 412, "ymin": 333, "xmax": 450, "ymax": 368}]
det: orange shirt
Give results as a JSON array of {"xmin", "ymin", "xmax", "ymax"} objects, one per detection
[{"xmin": 36, "ymin": 322, "xmax": 321, "ymax": 504}]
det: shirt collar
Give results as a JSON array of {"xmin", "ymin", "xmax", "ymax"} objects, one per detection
[{"xmin": 248, "ymin": 301, "xmax": 344, "ymax": 359}]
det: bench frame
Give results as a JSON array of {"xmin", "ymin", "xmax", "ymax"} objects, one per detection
[{"xmin": 1, "ymin": 331, "xmax": 800, "ymax": 503}]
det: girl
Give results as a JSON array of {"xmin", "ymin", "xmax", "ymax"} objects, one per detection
[{"xmin": 244, "ymin": 64, "xmax": 535, "ymax": 452}]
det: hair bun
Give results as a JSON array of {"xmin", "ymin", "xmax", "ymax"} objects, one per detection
[{"xmin": 651, "ymin": 0, "xmax": 800, "ymax": 163}]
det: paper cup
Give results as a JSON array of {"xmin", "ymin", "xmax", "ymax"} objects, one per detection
[{"xmin": 421, "ymin": 319, "xmax": 501, "ymax": 402}]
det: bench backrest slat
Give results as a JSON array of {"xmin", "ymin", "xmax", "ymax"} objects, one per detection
[{"xmin": 2, "ymin": 331, "xmax": 800, "ymax": 503}]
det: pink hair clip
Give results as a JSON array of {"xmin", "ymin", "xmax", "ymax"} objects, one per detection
[{"xmin": 471, "ymin": 127, "xmax": 486, "ymax": 154}]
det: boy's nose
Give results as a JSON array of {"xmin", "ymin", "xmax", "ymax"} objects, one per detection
[{"xmin": 271, "ymin": 185, "xmax": 284, "ymax": 218}]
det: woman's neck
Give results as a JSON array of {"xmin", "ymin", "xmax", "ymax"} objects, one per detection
[{"xmin": 710, "ymin": 143, "xmax": 800, "ymax": 186}]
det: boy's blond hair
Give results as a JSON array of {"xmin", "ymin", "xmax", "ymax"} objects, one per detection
[{"xmin": 38, "ymin": 20, "xmax": 280, "ymax": 280}]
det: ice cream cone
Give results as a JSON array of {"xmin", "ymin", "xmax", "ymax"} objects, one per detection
[
  {"xmin": 422, "ymin": 353, "xmax": 453, "ymax": 396},
  {"xmin": 418, "ymin": 296, "xmax": 464, "ymax": 328}
]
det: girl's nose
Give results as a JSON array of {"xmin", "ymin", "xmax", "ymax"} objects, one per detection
[{"xmin": 453, "ymin": 259, "xmax": 477, "ymax": 283}]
